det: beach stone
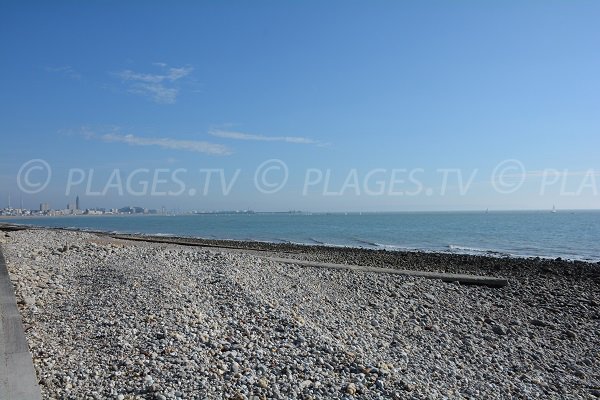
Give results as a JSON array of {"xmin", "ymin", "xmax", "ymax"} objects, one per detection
[
  {"xmin": 345, "ymin": 383, "xmax": 357, "ymax": 395},
  {"xmin": 21, "ymin": 296, "xmax": 36, "ymax": 306},
  {"xmin": 530, "ymin": 319, "xmax": 552, "ymax": 328},
  {"xmin": 257, "ymin": 377, "xmax": 269, "ymax": 388},
  {"xmin": 299, "ymin": 379, "xmax": 312, "ymax": 389},
  {"xmin": 424, "ymin": 293, "xmax": 436, "ymax": 302},
  {"xmin": 492, "ymin": 324, "xmax": 507, "ymax": 335}
]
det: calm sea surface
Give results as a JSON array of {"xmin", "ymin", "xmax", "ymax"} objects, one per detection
[{"xmin": 9, "ymin": 211, "xmax": 600, "ymax": 262}]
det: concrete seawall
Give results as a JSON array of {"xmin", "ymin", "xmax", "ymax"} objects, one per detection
[{"xmin": 0, "ymin": 246, "xmax": 41, "ymax": 400}]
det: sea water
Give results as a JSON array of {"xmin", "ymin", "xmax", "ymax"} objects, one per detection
[{"xmin": 9, "ymin": 210, "xmax": 600, "ymax": 262}]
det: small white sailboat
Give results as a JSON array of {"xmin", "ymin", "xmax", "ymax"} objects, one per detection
[{"xmin": 551, "ymin": 205, "xmax": 557, "ymax": 213}]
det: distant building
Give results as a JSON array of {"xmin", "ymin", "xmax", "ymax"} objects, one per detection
[
  {"xmin": 76, "ymin": 196, "xmax": 80, "ymax": 210},
  {"xmin": 40, "ymin": 203, "xmax": 49, "ymax": 212}
]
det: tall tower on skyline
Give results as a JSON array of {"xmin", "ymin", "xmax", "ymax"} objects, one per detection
[{"xmin": 76, "ymin": 195, "xmax": 80, "ymax": 210}]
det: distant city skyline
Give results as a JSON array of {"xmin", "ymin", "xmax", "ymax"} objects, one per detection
[
  {"xmin": 0, "ymin": 191, "xmax": 591, "ymax": 216},
  {"xmin": 1, "ymin": 2, "xmax": 599, "ymax": 212}
]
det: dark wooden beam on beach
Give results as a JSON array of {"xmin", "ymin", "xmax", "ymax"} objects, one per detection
[{"xmin": 265, "ymin": 257, "xmax": 509, "ymax": 288}]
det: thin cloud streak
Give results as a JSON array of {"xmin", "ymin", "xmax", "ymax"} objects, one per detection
[
  {"xmin": 102, "ymin": 133, "xmax": 231, "ymax": 155},
  {"xmin": 115, "ymin": 64, "xmax": 193, "ymax": 104},
  {"xmin": 209, "ymin": 129, "xmax": 324, "ymax": 145},
  {"xmin": 128, "ymin": 83, "xmax": 178, "ymax": 104},
  {"xmin": 117, "ymin": 66, "xmax": 193, "ymax": 83},
  {"xmin": 83, "ymin": 129, "xmax": 231, "ymax": 156},
  {"xmin": 45, "ymin": 65, "xmax": 81, "ymax": 80}
]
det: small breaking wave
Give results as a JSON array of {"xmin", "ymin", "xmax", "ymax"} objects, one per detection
[
  {"xmin": 447, "ymin": 244, "xmax": 511, "ymax": 257},
  {"xmin": 374, "ymin": 243, "xmax": 415, "ymax": 251},
  {"xmin": 353, "ymin": 238, "xmax": 379, "ymax": 247}
]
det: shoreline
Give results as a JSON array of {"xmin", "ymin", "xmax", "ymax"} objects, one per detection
[
  {"xmin": 3, "ymin": 221, "xmax": 600, "ymax": 267},
  {"xmin": 2, "ymin": 223, "xmax": 599, "ymax": 281}
]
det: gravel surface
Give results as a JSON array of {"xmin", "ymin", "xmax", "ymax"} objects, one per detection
[
  {"xmin": 107, "ymin": 233, "xmax": 600, "ymax": 279},
  {"xmin": 1, "ymin": 228, "xmax": 599, "ymax": 399}
]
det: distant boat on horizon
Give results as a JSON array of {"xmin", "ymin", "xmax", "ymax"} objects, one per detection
[{"xmin": 552, "ymin": 205, "xmax": 557, "ymax": 213}]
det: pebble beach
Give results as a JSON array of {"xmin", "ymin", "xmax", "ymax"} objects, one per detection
[{"xmin": 1, "ymin": 228, "xmax": 599, "ymax": 399}]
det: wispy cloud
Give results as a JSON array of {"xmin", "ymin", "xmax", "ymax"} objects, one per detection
[
  {"xmin": 83, "ymin": 128, "xmax": 231, "ymax": 156},
  {"xmin": 45, "ymin": 65, "xmax": 81, "ymax": 80},
  {"xmin": 115, "ymin": 64, "xmax": 193, "ymax": 104},
  {"xmin": 209, "ymin": 129, "xmax": 327, "ymax": 146}
]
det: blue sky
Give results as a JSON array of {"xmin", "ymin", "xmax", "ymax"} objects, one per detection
[{"xmin": 1, "ymin": 1, "xmax": 599, "ymax": 211}]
